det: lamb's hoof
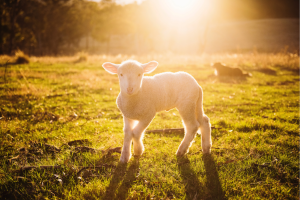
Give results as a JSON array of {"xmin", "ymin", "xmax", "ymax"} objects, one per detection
[
  {"xmin": 119, "ymin": 157, "xmax": 130, "ymax": 163},
  {"xmin": 119, "ymin": 153, "xmax": 131, "ymax": 163},
  {"xmin": 133, "ymin": 150, "xmax": 144, "ymax": 156},
  {"xmin": 176, "ymin": 149, "xmax": 187, "ymax": 157},
  {"xmin": 202, "ymin": 147, "xmax": 211, "ymax": 154}
]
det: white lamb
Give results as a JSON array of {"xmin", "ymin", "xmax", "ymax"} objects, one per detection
[{"xmin": 102, "ymin": 60, "xmax": 212, "ymax": 163}]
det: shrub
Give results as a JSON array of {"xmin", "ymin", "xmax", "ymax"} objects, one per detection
[
  {"xmin": 76, "ymin": 51, "xmax": 88, "ymax": 62},
  {"xmin": 15, "ymin": 50, "xmax": 30, "ymax": 64}
]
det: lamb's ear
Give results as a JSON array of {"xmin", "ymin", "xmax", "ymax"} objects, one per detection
[
  {"xmin": 142, "ymin": 61, "xmax": 158, "ymax": 74},
  {"xmin": 102, "ymin": 62, "xmax": 119, "ymax": 74}
]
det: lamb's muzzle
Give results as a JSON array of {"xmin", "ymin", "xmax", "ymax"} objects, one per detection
[{"xmin": 127, "ymin": 87, "xmax": 133, "ymax": 94}]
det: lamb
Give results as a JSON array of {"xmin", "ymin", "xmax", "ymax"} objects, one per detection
[
  {"xmin": 102, "ymin": 60, "xmax": 212, "ymax": 163},
  {"xmin": 212, "ymin": 62, "xmax": 252, "ymax": 77}
]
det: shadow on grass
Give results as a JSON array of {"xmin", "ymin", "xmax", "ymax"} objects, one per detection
[
  {"xmin": 103, "ymin": 156, "xmax": 140, "ymax": 200},
  {"xmin": 217, "ymin": 76, "xmax": 247, "ymax": 84},
  {"xmin": 177, "ymin": 156, "xmax": 205, "ymax": 199},
  {"xmin": 254, "ymin": 67, "xmax": 277, "ymax": 75},
  {"xmin": 274, "ymin": 64, "xmax": 299, "ymax": 75},
  {"xmin": 203, "ymin": 74, "xmax": 248, "ymax": 84},
  {"xmin": 177, "ymin": 154, "xmax": 226, "ymax": 200},
  {"xmin": 203, "ymin": 154, "xmax": 226, "ymax": 200}
]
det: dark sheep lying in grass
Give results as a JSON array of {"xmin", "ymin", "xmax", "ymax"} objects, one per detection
[
  {"xmin": 102, "ymin": 60, "xmax": 212, "ymax": 163},
  {"xmin": 212, "ymin": 62, "xmax": 252, "ymax": 77}
]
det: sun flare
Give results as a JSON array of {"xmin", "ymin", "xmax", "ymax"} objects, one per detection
[
  {"xmin": 169, "ymin": 0, "xmax": 197, "ymax": 12},
  {"xmin": 166, "ymin": 0, "xmax": 212, "ymax": 19}
]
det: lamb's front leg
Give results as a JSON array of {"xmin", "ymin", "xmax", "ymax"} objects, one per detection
[
  {"xmin": 120, "ymin": 117, "xmax": 136, "ymax": 163},
  {"xmin": 132, "ymin": 114, "xmax": 155, "ymax": 157}
]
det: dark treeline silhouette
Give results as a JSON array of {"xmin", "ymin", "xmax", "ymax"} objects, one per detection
[
  {"xmin": 0, "ymin": 0, "xmax": 298, "ymax": 56},
  {"xmin": 1, "ymin": 0, "xmax": 101, "ymax": 55},
  {"xmin": 216, "ymin": 0, "xmax": 299, "ymax": 20}
]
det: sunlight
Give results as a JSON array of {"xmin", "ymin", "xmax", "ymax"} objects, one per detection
[
  {"xmin": 166, "ymin": 0, "xmax": 212, "ymax": 20},
  {"xmin": 169, "ymin": 0, "xmax": 197, "ymax": 13}
]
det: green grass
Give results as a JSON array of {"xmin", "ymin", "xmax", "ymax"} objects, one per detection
[{"xmin": 0, "ymin": 53, "xmax": 299, "ymax": 199}]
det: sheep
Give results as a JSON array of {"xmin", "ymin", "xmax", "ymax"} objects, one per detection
[
  {"xmin": 212, "ymin": 62, "xmax": 252, "ymax": 77},
  {"xmin": 102, "ymin": 60, "xmax": 212, "ymax": 163}
]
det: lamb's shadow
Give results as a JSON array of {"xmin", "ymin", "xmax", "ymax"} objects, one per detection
[
  {"xmin": 203, "ymin": 154, "xmax": 226, "ymax": 200},
  {"xmin": 103, "ymin": 156, "xmax": 140, "ymax": 200},
  {"xmin": 177, "ymin": 156, "xmax": 205, "ymax": 199},
  {"xmin": 217, "ymin": 76, "xmax": 247, "ymax": 83},
  {"xmin": 205, "ymin": 74, "xmax": 248, "ymax": 84},
  {"xmin": 254, "ymin": 67, "xmax": 277, "ymax": 75},
  {"xmin": 177, "ymin": 154, "xmax": 226, "ymax": 200}
]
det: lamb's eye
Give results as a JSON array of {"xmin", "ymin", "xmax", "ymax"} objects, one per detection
[
  {"xmin": 120, "ymin": 74, "xmax": 123, "ymax": 76},
  {"xmin": 138, "ymin": 74, "xmax": 141, "ymax": 77}
]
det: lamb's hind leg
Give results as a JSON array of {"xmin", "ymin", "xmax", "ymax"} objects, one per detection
[
  {"xmin": 198, "ymin": 114, "xmax": 212, "ymax": 154},
  {"xmin": 176, "ymin": 104, "xmax": 199, "ymax": 156}
]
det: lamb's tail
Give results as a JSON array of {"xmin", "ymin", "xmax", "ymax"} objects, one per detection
[
  {"xmin": 196, "ymin": 87, "xmax": 212, "ymax": 154},
  {"xmin": 196, "ymin": 87, "xmax": 204, "ymax": 126}
]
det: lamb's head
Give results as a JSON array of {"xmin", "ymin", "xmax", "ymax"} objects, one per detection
[
  {"xmin": 212, "ymin": 62, "xmax": 223, "ymax": 69},
  {"xmin": 102, "ymin": 60, "xmax": 158, "ymax": 96},
  {"xmin": 212, "ymin": 62, "xmax": 224, "ymax": 76}
]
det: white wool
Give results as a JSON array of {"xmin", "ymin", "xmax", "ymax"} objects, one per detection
[
  {"xmin": 117, "ymin": 72, "xmax": 200, "ymax": 119},
  {"xmin": 102, "ymin": 60, "xmax": 212, "ymax": 163}
]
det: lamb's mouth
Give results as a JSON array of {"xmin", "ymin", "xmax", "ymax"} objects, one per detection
[{"xmin": 126, "ymin": 90, "xmax": 139, "ymax": 96}]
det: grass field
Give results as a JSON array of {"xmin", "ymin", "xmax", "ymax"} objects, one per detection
[{"xmin": 0, "ymin": 53, "xmax": 299, "ymax": 199}]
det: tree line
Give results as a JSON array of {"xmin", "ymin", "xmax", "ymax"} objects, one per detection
[
  {"xmin": 1, "ymin": 0, "xmax": 298, "ymax": 56},
  {"xmin": 1, "ymin": 0, "xmax": 103, "ymax": 55},
  {"xmin": 1, "ymin": 0, "xmax": 167, "ymax": 56}
]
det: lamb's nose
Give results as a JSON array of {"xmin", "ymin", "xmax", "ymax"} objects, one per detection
[{"xmin": 127, "ymin": 87, "xmax": 133, "ymax": 93}]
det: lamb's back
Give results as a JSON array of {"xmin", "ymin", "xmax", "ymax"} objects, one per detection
[{"xmin": 142, "ymin": 72, "xmax": 200, "ymax": 112}]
